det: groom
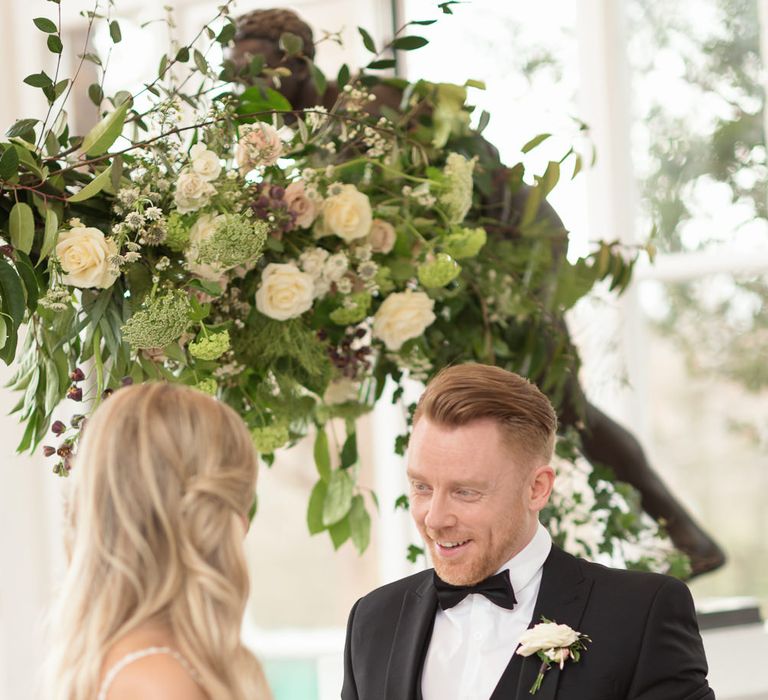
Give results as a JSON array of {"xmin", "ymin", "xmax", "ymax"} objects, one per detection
[{"xmin": 342, "ymin": 364, "xmax": 714, "ymax": 699}]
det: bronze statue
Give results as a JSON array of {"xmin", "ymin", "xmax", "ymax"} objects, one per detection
[{"xmin": 229, "ymin": 9, "xmax": 725, "ymax": 577}]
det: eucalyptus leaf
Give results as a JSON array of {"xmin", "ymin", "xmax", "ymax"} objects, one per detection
[
  {"xmin": 367, "ymin": 59, "xmax": 396, "ymax": 70},
  {"xmin": 68, "ymin": 164, "xmax": 112, "ymax": 202},
  {"xmin": 23, "ymin": 72, "xmax": 52, "ymax": 89},
  {"xmin": 88, "ymin": 83, "xmax": 104, "ymax": 106},
  {"xmin": 358, "ymin": 27, "xmax": 376, "ymax": 53},
  {"xmin": 175, "ymin": 47, "xmax": 190, "ymax": 63},
  {"xmin": 109, "ymin": 20, "xmax": 122, "ymax": 43},
  {"xmin": 80, "ymin": 101, "xmax": 129, "ymax": 156},
  {"xmin": 9, "ymin": 203, "xmax": 34, "ymax": 254},
  {"xmin": 33, "ymin": 17, "xmax": 57, "ymax": 33},
  {"xmin": 47, "ymin": 35, "xmax": 63, "ymax": 54},
  {"xmin": 322, "ymin": 469, "xmax": 353, "ymax": 526}
]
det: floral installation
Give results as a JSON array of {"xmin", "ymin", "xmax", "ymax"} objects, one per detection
[
  {"xmin": 516, "ymin": 617, "xmax": 591, "ymax": 695},
  {"xmin": 0, "ymin": 1, "xmax": 674, "ymax": 566}
]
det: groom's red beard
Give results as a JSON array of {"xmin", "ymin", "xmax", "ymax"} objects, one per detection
[{"xmin": 424, "ymin": 532, "xmax": 498, "ymax": 586}]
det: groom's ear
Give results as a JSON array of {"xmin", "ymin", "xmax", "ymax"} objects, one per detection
[{"xmin": 528, "ymin": 464, "xmax": 555, "ymax": 511}]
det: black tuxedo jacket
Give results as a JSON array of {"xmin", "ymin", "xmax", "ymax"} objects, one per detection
[{"xmin": 342, "ymin": 546, "xmax": 715, "ymax": 699}]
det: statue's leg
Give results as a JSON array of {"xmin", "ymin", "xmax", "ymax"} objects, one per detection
[{"xmin": 561, "ymin": 380, "xmax": 725, "ymax": 577}]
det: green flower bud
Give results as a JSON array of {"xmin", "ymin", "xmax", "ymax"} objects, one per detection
[
  {"xmin": 251, "ymin": 423, "xmax": 290, "ymax": 454},
  {"xmin": 418, "ymin": 253, "xmax": 461, "ymax": 288},
  {"xmin": 329, "ymin": 292, "xmax": 372, "ymax": 325},
  {"xmin": 194, "ymin": 378, "xmax": 218, "ymax": 396},
  {"xmin": 165, "ymin": 213, "xmax": 191, "ymax": 252},
  {"xmin": 443, "ymin": 226, "xmax": 487, "ymax": 259},
  {"xmin": 188, "ymin": 329, "xmax": 231, "ymax": 360}
]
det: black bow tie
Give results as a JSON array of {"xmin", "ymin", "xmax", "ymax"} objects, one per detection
[{"xmin": 433, "ymin": 570, "xmax": 517, "ymax": 611}]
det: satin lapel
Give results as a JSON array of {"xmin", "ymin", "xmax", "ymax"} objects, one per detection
[
  {"xmin": 384, "ymin": 574, "xmax": 438, "ymax": 700},
  {"xmin": 512, "ymin": 547, "xmax": 594, "ymax": 700}
]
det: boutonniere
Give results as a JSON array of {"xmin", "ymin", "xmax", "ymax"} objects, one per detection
[{"xmin": 516, "ymin": 617, "xmax": 591, "ymax": 694}]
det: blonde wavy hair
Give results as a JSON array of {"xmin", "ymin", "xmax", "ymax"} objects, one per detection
[{"xmin": 44, "ymin": 382, "xmax": 271, "ymax": 700}]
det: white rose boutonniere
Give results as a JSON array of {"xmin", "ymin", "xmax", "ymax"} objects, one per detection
[{"xmin": 516, "ymin": 618, "xmax": 590, "ymax": 694}]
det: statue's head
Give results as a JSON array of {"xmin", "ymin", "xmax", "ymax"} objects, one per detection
[{"xmin": 229, "ymin": 8, "xmax": 315, "ymax": 106}]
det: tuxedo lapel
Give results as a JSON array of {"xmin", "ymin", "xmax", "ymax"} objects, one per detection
[
  {"xmin": 384, "ymin": 574, "xmax": 438, "ymax": 700},
  {"xmin": 490, "ymin": 546, "xmax": 593, "ymax": 700}
]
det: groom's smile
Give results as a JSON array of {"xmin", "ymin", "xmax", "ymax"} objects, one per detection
[{"xmin": 407, "ymin": 416, "xmax": 543, "ymax": 586}]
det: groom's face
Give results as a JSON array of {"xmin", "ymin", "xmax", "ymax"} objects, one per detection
[{"xmin": 407, "ymin": 417, "xmax": 542, "ymax": 586}]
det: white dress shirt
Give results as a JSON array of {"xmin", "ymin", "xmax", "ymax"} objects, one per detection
[{"xmin": 421, "ymin": 523, "xmax": 552, "ymax": 700}]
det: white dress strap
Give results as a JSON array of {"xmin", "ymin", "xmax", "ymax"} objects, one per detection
[{"xmin": 97, "ymin": 645, "xmax": 201, "ymax": 700}]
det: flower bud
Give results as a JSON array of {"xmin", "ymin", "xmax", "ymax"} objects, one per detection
[
  {"xmin": 71, "ymin": 414, "xmax": 85, "ymax": 428},
  {"xmin": 43, "ymin": 446, "xmax": 56, "ymax": 457},
  {"xmin": 51, "ymin": 420, "xmax": 66, "ymax": 436},
  {"xmin": 69, "ymin": 367, "xmax": 86, "ymax": 382},
  {"xmin": 67, "ymin": 386, "xmax": 83, "ymax": 402}
]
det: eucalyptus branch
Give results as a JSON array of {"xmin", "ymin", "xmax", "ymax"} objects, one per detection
[{"xmin": 36, "ymin": 1, "xmax": 65, "ymax": 151}]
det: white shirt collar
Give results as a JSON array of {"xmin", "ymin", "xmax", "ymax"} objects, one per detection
[{"xmin": 496, "ymin": 521, "xmax": 551, "ymax": 596}]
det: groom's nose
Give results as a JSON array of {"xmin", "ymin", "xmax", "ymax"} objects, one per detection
[{"xmin": 423, "ymin": 491, "xmax": 456, "ymax": 531}]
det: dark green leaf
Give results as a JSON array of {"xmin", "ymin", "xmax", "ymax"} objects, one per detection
[
  {"xmin": 313, "ymin": 427, "xmax": 331, "ymax": 482},
  {"xmin": 6, "ymin": 119, "xmax": 38, "ymax": 138},
  {"xmin": 23, "ymin": 72, "xmax": 52, "ymax": 88},
  {"xmin": 337, "ymin": 63, "xmax": 350, "ymax": 90},
  {"xmin": 307, "ymin": 479, "xmax": 328, "ymax": 534},
  {"xmin": 193, "ymin": 49, "xmax": 208, "ymax": 75},
  {"xmin": 279, "ymin": 31, "xmax": 304, "ymax": 56},
  {"xmin": 409, "ymin": 19, "xmax": 438, "ymax": 25},
  {"xmin": 175, "ymin": 47, "xmax": 190, "ymax": 63},
  {"xmin": 47, "ymin": 35, "xmax": 63, "ymax": 53},
  {"xmin": 0, "ymin": 257, "xmax": 26, "ymax": 328},
  {"xmin": 79, "ymin": 52, "xmax": 102, "ymax": 66},
  {"xmin": 249, "ymin": 54, "xmax": 265, "ymax": 76},
  {"xmin": 329, "ymin": 514, "xmax": 351, "ymax": 550},
  {"xmin": 358, "ymin": 27, "xmax": 376, "ymax": 53},
  {"xmin": 14, "ymin": 252, "xmax": 39, "ymax": 312},
  {"xmin": 0, "ymin": 317, "xmax": 6, "ymax": 352},
  {"xmin": 310, "ymin": 62, "xmax": 327, "ymax": 96},
  {"xmin": 322, "ymin": 469, "xmax": 353, "ymax": 526},
  {"xmin": 236, "ymin": 87, "xmax": 291, "ymax": 123},
  {"xmin": 395, "ymin": 494, "xmax": 409, "ymax": 510},
  {"xmin": 406, "ymin": 544, "xmax": 425, "ymax": 562},
  {"xmin": 9, "ymin": 202, "xmax": 34, "ymax": 254},
  {"xmin": 367, "ymin": 59, "xmax": 396, "ymax": 70},
  {"xmin": 158, "ymin": 54, "xmax": 169, "ymax": 77},
  {"xmin": 521, "ymin": 132, "xmax": 551, "ymax": 153},
  {"xmin": 349, "ymin": 495, "xmax": 371, "ymax": 553},
  {"xmin": 537, "ymin": 160, "xmax": 560, "ymax": 198},
  {"xmin": 392, "ymin": 36, "xmax": 428, "ymax": 51},
  {"xmin": 0, "ymin": 146, "xmax": 19, "ymax": 180},
  {"xmin": 109, "ymin": 20, "xmax": 122, "ymax": 43},
  {"xmin": 33, "ymin": 17, "xmax": 57, "ymax": 32},
  {"xmin": 217, "ymin": 21, "xmax": 236, "ymax": 45},
  {"xmin": 340, "ymin": 430, "xmax": 358, "ymax": 469},
  {"xmin": 88, "ymin": 82, "xmax": 104, "ymax": 106},
  {"xmin": 53, "ymin": 79, "xmax": 68, "ymax": 100}
]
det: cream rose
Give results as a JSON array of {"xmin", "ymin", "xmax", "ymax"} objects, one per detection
[
  {"xmin": 56, "ymin": 227, "xmax": 118, "ymax": 289},
  {"xmin": 373, "ymin": 290, "xmax": 436, "ymax": 351},
  {"xmin": 236, "ymin": 123, "xmax": 283, "ymax": 171},
  {"xmin": 189, "ymin": 143, "xmax": 222, "ymax": 182},
  {"xmin": 285, "ymin": 180, "xmax": 319, "ymax": 229},
  {"xmin": 185, "ymin": 213, "xmax": 227, "ymax": 282},
  {"xmin": 320, "ymin": 184, "xmax": 372, "ymax": 243},
  {"xmin": 516, "ymin": 623, "xmax": 580, "ymax": 657},
  {"xmin": 367, "ymin": 218, "xmax": 396, "ymax": 254},
  {"xmin": 255, "ymin": 263, "xmax": 314, "ymax": 321},
  {"xmin": 174, "ymin": 171, "xmax": 216, "ymax": 214}
]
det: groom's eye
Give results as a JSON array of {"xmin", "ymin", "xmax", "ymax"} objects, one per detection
[{"xmin": 411, "ymin": 481, "xmax": 431, "ymax": 494}]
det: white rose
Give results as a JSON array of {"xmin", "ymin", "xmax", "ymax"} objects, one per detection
[
  {"xmin": 367, "ymin": 218, "xmax": 396, "ymax": 254},
  {"xmin": 56, "ymin": 227, "xmax": 118, "ymax": 289},
  {"xmin": 189, "ymin": 143, "xmax": 222, "ymax": 182},
  {"xmin": 516, "ymin": 623, "xmax": 580, "ymax": 657},
  {"xmin": 185, "ymin": 213, "xmax": 227, "ymax": 282},
  {"xmin": 373, "ymin": 290, "xmax": 436, "ymax": 351},
  {"xmin": 285, "ymin": 180, "xmax": 319, "ymax": 229},
  {"xmin": 255, "ymin": 263, "xmax": 314, "ymax": 320},
  {"xmin": 319, "ymin": 184, "xmax": 372, "ymax": 243},
  {"xmin": 236, "ymin": 123, "xmax": 283, "ymax": 171},
  {"xmin": 174, "ymin": 171, "xmax": 216, "ymax": 214}
]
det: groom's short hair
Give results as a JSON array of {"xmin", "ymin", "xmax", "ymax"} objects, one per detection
[{"xmin": 413, "ymin": 364, "xmax": 557, "ymax": 467}]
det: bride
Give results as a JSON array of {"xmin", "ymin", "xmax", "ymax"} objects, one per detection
[{"xmin": 43, "ymin": 383, "xmax": 272, "ymax": 699}]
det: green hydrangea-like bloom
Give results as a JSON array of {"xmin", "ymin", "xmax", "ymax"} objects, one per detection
[
  {"xmin": 418, "ymin": 253, "xmax": 461, "ymax": 288},
  {"xmin": 194, "ymin": 378, "xmax": 218, "ymax": 395},
  {"xmin": 444, "ymin": 226, "xmax": 487, "ymax": 259},
  {"xmin": 251, "ymin": 423, "xmax": 290, "ymax": 454},
  {"xmin": 121, "ymin": 291, "xmax": 191, "ymax": 350},
  {"xmin": 330, "ymin": 292, "xmax": 372, "ymax": 325},
  {"xmin": 439, "ymin": 153, "xmax": 476, "ymax": 225},
  {"xmin": 188, "ymin": 329, "xmax": 231, "ymax": 360},
  {"xmin": 374, "ymin": 266, "xmax": 395, "ymax": 294},
  {"xmin": 197, "ymin": 214, "xmax": 268, "ymax": 269},
  {"xmin": 165, "ymin": 212, "xmax": 191, "ymax": 251}
]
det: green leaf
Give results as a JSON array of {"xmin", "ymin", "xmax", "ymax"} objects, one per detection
[
  {"xmin": 313, "ymin": 427, "xmax": 332, "ymax": 482},
  {"xmin": 537, "ymin": 160, "xmax": 560, "ymax": 198},
  {"xmin": 349, "ymin": 495, "xmax": 371, "ymax": 553},
  {"xmin": 24, "ymin": 72, "xmax": 52, "ymax": 88},
  {"xmin": 14, "ymin": 252, "xmax": 39, "ymax": 312},
  {"xmin": 44, "ymin": 358, "xmax": 60, "ymax": 416},
  {"xmin": 409, "ymin": 19, "xmax": 438, "ymax": 25},
  {"xmin": 337, "ymin": 64, "xmax": 350, "ymax": 90},
  {"xmin": 392, "ymin": 36, "xmax": 428, "ymax": 51},
  {"xmin": 340, "ymin": 429, "xmax": 358, "ymax": 469},
  {"xmin": 47, "ymin": 35, "xmax": 63, "ymax": 54},
  {"xmin": 358, "ymin": 27, "xmax": 376, "ymax": 53},
  {"xmin": 217, "ymin": 21, "xmax": 236, "ymax": 45},
  {"xmin": 193, "ymin": 49, "xmax": 208, "ymax": 75},
  {"xmin": 0, "ymin": 257, "xmax": 26, "ymax": 328},
  {"xmin": 367, "ymin": 59, "xmax": 396, "ymax": 70},
  {"xmin": 322, "ymin": 469, "xmax": 354, "ymax": 526},
  {"xmin": 109, "ymin": 20, "xmax": 122, "ymax": 43},
  {"xmin": 33, "ymin": 17, "xmax": 57, "ymax": 32},
  {"xmin": 310, "ymin": 62, "xmax": 327, "ymax": 96},
  {"xmin": 279, "ymin": 31, "xmax": 304, "ymax": 56},
  {"xmin": 236, "ymin": 87, "xmax": 292, "ymax": 123},
  {"xmin": 88, "ymin": 82, "xmax": 104, "ymax": 106},
  {"xmin": 38, "ymin": 208, "xmax": 59, "ymax": 265},
  {"xmin": 522, "ymin": 132, "xmax": 551, "ymax": 153},
  {"xmin": 158, "ymin": 54, "xmax": 169, "ymax": 77},
  {"xmin": 175, "ymin": 47, "xmax": 190, "ymax": 63},
  {"xmin": 80, "ymin": 100, "xmax": 129, "ymax": 155},
  {"xmin": 0, "ymin": 146, "xmax": 19, "ymax": 180},
  {"xmin": 329, "ymin": 514, "xmax": 351, "ymax": 550},
  {"xmin": 249, "ymin": 54, "xmax": 265, "ymax": 76},
  {"xmin": 6, "ymin": 119, "xmax": 38, "ymax": 139},
  {"xmin": 0, "ymin": 316, "xmax": 6, "ymax": 351},
  {"xmin": 13, "ymin": 145, "xmax": 44, "ymax": 178},
  {"xmin": 53, "ymin": 79, "xmax": 68, "ymax": 100},
  {"xmin": 68, "ymin": 164, "xmax": 112, "ymax": 202},
  {"xmin": 477, "ymin": 110, "xmax": 490, "ymax": 133},
  {"xmin": 307, "ymin": 479, "xmax": 328, "ymax": 534},
  {"xmin": 9, "ymin": 203, "xmax": 34, "ymax": 254}
]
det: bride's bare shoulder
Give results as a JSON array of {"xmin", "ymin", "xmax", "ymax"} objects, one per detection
[{"xmin": 106, "ymin": 652, "xmax": 207, "ymax": 700}]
